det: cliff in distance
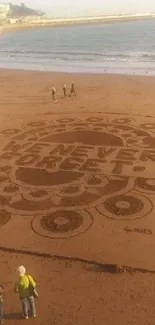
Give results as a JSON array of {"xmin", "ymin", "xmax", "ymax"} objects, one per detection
[{"xmin": 8, "ymin": 2, "xmax": 44, "ymax": 17}]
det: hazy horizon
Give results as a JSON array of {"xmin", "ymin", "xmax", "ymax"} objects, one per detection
[{"xmin": 1, "ymin": 0, "xmax": 155, "ymax": 17}]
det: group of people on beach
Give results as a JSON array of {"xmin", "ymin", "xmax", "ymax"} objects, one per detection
[
  {"xmin": 52, "ymin": 81, "xmax": 76, "ymax": 102},
  {"xmin": 0, "ymin": 266, "xmax": 37, "ymax": 323}
]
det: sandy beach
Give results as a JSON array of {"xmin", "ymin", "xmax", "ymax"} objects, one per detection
[
  {"xmin": 1, "ymin": 69, "xmax": 155, "ymax": 119},
  {"xmin": 1, "ymin": 69, "xmax": 155, "ymax": 324}
]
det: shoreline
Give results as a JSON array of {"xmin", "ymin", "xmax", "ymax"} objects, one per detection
[
  {"xmin": 0, "ymin": 18, "xmax": 155, "ymax": 77},
  {"xmin": 1, "ymin": 67, "xmax": 155, "ymax": 86},
  {"xmin": 1, "ymin": 67, "xmax": 155, "ymax": 79},
  {"xmin": 1, "ymin": 67, "xmax": 155, "ymax": 77},
  {"xmin": 0, "ymin": 64, "xmax": 154, "ymax": 77},
  {"xmin": 0, "ymin": 15, "xmax": 155, "ymax": 34}
]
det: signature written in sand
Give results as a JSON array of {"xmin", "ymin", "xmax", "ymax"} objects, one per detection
[{"xmin": 124, "ymin": 226, "xmax": 152, "ymax": 235}]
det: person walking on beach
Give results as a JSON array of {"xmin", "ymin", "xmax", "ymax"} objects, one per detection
[
  {"xmin": 15, "ymin": 266, "xmax": 38, "ymax": 320},
  {"xmin": 63, "ymin": 84, "xmax": 67, "ymax": 97},
  {"xmin": 0, "ymin": 285, "xmax": 4, "ymax": 324},
  {"xmin": 52, "ymin": 87, "xmax": 56, "ymax": 102},
  {"xmin": 69, "ymin": 82, "xmax": 76, "ymax": 97}
]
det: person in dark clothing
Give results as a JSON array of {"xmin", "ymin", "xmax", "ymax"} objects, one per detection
[
  {"xmin": 63, "ymin": 84, "xmax": 67, "ymax": 97},
  {"xmin": 69, "ymin": 82, "xmax": 76, "ymax": 97}
]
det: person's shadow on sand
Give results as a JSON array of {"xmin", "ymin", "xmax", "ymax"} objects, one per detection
[{"xmin": 5, "ymin": 312, "xmax": 23, "ymax": 320}]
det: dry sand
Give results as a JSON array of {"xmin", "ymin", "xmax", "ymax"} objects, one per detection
[
  {"xmin": 1, "ymin": 250, "xmax": 155, "ymax": 325},
  {"xmin": 0, "ymin": 69, "xmax": 155, "ymax": 324},
  {"xmin": 1, "ymin": 69, "xmax": 155, "ymax": 119}
]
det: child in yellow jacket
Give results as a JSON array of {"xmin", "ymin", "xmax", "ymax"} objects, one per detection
[{"xmin": 15, "ymin": 266, "xmax": 37, "ymax": 319}]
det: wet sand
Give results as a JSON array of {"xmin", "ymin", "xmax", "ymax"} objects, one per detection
[
  {"xmin": 0, "ymin": 69, "xmax": 155, "ymax": 325},
  {"xmin": 0, "ymin": 69, "xmax": 155, "ymax": 119},
  {"xmin": 0, "ymin": 16, "xmax": 155, "ymax": 35}
]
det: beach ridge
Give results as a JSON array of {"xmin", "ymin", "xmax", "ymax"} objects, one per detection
[{"xmin": 0, "ymin": 13, "xmax": 155, "ymax": 34}]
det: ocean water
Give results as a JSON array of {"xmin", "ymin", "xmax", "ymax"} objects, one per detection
[{"xmin": 0, "ymin": 19, "xmax": 155, "ymax": 75}]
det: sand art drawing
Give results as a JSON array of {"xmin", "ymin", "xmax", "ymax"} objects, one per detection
[{"xmin": 0, "ymin": 115, "xmax": 155, "ymax": 238}]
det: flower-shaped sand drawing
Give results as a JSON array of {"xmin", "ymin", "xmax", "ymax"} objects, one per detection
[{"xmin": 0, "ymin": 115, "xmax": 155, "ymax": 238}]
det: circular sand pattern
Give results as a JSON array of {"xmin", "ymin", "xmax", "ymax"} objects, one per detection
[
  {"xmin": 136, "ymin": 178, "xmax": 155, "ymax": 194},
  {"xmin": 85, "ymin": 117, "xmax": 103, "ymax": 123},
  {"xmin": 140, "ymin": 123, "xmax": 155, "ymax": 130},
  {"xmin": 0, "ymin": 129, "xmax": 21, "ymax": 136},
  {"xmin": 56, "ymin": 118, "xmax": 75, "ymax": 123},
  {"xmin": 96, "ymin": 193, "xmax": 152, "ymax": 220},
  {"xmin": 0, "ymin": 210, "xmax": 11, "ymax": 227},
  {"xmin": 116, "ymin": 201, "xmax": 131, "ymax": 209},
  {"xmin": 112, "ymin": 118, "xmax": 133, "ymax": 124},
  {"xmin": 105, "ymin": 195, "xmax": 143, "ymax": 215},
  {"xmin": 32, "ymin": 209, "xmax": 93, "ymax": 238},
  {"xmin": 146, "ymin": 179, "xmax": 155, "ymax": 186},
  {"xmin": 26, "ymin": 121, "xmax": 47, "ymax": 128},
  {"xmin": 0, "ymin": 115, "xmax": 155, "ymax": 222},
  {"xmin": 42, "ymin": 211, "xmax": 83, "ymax": 232}
]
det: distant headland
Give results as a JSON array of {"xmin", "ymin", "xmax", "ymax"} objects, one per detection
[{"xmin": 0, "ymin": 2, "xmax": 155, "ymax": 34}]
